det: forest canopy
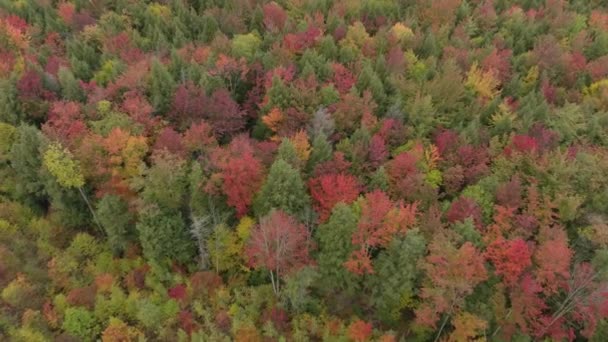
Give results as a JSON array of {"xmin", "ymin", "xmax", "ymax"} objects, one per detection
[{"xmin": 1, "ymin": 0, "xmax": 608, "ymax": 341}]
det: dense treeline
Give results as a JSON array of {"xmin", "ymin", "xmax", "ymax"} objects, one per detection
[{"xmin": 1, "ymin": 0, "xmax": 608, "ymax": 340}]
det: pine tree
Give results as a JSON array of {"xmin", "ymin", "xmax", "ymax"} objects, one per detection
[
  {"xmin": 254, "ymin": 158, "xmax": 310, "ymax": 218},
  {"xmin": 148, "ymin": 58, "xmax": 176, "ymax": 114}
]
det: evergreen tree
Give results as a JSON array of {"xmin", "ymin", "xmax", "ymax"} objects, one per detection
[
  {"xmin": 136, "ymin": 205, "xmax": 196, "ymax": 266},
  {"xmin": 254, "ymin": 158, "xmax": 310, "ymax": 219},
  {"xmin": 148, "ymin": 59, "xmax": 176, "ymax": 115},
  {"xmin": 96, "ymin": 195, "xmax": 133, "ymax": 255}
]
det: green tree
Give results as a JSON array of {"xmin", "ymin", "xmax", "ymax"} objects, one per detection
[
  {"xmin": 9, "ymin": 125, "xmax": 46, "ymax": 207},
  {"xmin": 254, "ymin": 158, "xmax": 310, "ymax": 218},
  {"xmin": 315, "ymin": 204, "xmax": 359, "ymax": 295},
  {"xmin": 148, "ymin": 58, "xmax": 176, "ymax": 114},
  {"xmin": 0, "ymin": 78, "xmax": 20, "ymax": 124},
  {"xmin": 62, "ymin": 307, "xmax": 100, "ymax": 342},
  {"xmin": 136, "ymin": 205, "xmax": 196, "ymax": 266},
  {"xmin": 367, "ymin": 230, "xmax": 427, "ymax": 324},
  {"xmin": 58, "ymin": 67, "xmax": 84, "ymax": 101},
  {"xmin": 232, "ymin": 31, "xmax": 262, "ymax": 60},
  {"xmin": 43, "ymin": 143, "xmax": 103, "ymax": 232},
  {"xmin": 96, "ymin": 195, "xmax": 134, "ymax": 255}
]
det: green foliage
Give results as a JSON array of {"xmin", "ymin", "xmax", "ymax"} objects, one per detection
[
  {"xmin": 254, "ymin": 159, "xmax": 310, "ymax": 218},
  {"xmin": 232, "ymin": 32, "xmax": 262, "ymax": 60},
  {"xmin": 42, "ymin": 143, "xmax": 84, "ymax": 189},
  {"xmin": 0, "ymin": 78, "xmax": 20, "ymax": 124},
  {"xmin": 62, "ymin": 307, "xmax": 100, "ymax": 341},
  {"xmin": 10, "ymin": 125, "xmax": 47, "ymax": 205},
  {"xmin": 136, "ymin": 206, "xmax": 196, "ymax": 266},
  {"xmin": 368, "ymin": 230, "xmax": 426, "ymax": 325},
  {"xmin": 96, "ymin": 195, "xmax": 133, "ymax": 255},
  {"xmin": 315, "ymin": 204, "xmax": 359, "ymax": 293},
  {"xmin": 148, "ymin": 59, "xmax": 176, "ymax": 114}
]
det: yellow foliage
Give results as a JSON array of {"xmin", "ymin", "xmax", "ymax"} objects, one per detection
[
  {"xmin": 236, "ymin": 216, "xmax": 254, "ymax": 241},
  {"xmin": 262, "ymin": 107, "xmax": 283, "ymax": 134},
  {"xmin": 390, "ymin": 23, "xmax": 414, "ymax": 42},
  {"xmin": 291, "ymin": 130, "xmax": 311, "ymax": 162},
  {"xmin": 448, "ymin": 312, "xmax": 488, "ymax": 342},
  {"xmin": 466, "ymin": 63, "xmax": 500, "ymax": 99}
]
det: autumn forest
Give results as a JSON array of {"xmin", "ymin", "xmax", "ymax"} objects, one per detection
[{"xmin": 1, "ymin": 0, "xmax": 608, "ymax": 341}]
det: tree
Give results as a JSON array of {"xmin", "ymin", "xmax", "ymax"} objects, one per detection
[
  {"xmin": 347, "ymin": 319, "xmax": 373, "ymax": 342},
  {"xmin": 415, "ymin": 232, "xmax": 487, "ymax": 334},
  {"xmin": 315, "ymin": 203, "xmax": 359, "ymax": 294},
  {"xmin": 368, "ymin": 230, "xmax": 426, "ymax": 324},
  {"xmin": 345, "ymin": 190, "xmax": 418, "ymax": 275},
  {"xmin": 485, "ymin": 237, "xmax": 532, "ymax": 286},
  {"xmin": 62, "ymin": 307, "xmax": 100, "ymax": 341},
  {"xmin": 263, "ymin": 2, "xmax": 287, "ymax": 32},
  {"xmin": 136, "ymin": 205, "xmax": 196, "ymax": 266},
  {"xmin": 43, "ymin": 142, "xmax": 102, "ymax": 232},
  {"xmin": 96, "ymin": 195, "xmax": 133, "ymax": 255},
  {"xmin": 221, "ymin": 150, "xmax": 264, "ymax": 217},
  {"xmin": 9, "ymin": 125, "xmax": 47, "ymax": 208},
  {"xmin": 254, "ymin": 158, "xmax": 310, "ymax": 218},
  {"xmin": 245, "ymin": 210, "xmax": 313, "ymax": 295},
  {"xmin": 148, "ymin": 58, "xmax": 175, "ymax": 114},
  {"xmin": 308, "ymin": 173, "xmax": 360, "ymax": 222},
  {"xmin": 206, "ymin": 89, "xmax": 246, "ymax": 138},
  {"xmin": 232, "ymin": 32, "xmax": 261, "ymax": 60}
]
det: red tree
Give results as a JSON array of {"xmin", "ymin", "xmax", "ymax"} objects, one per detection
[
  {"xmin": 309, "ymin": 173, "xmax": 360, "ymax": 222},
  {"xmin": 245, "ymin": 210, "xmax": 313, "ymax": 294},
  {"xmin": 221, "ymin": 150, "xmax": 264, "ymax": 217},
  {"xmin": 415, "ymin": 233, "xmax": 488, "ymax": 328},
  {"xmin": 446, "ymin": 197, "xmax": 484, "ymax": 229},
  {"xmin": 206, "ymin": 89, "xmax": 246, "ymax": 137},
  {"xmin": 263, "ymin": 2, "xmax": 287, "ymax": 32},
  {"xmin": 153, "ymin": 127, "xmax": 185, "ymax": 158},
  {"xmin": 345, "ymin": 190, "xmax": 417, "ymax": 275},
  {"xmin": 485, "ymin": 237, "xmax": 532, "ymax": 286}
]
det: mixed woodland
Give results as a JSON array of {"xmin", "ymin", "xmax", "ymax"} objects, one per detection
[{"xmin": 1, "ymin": 0, "xmax": 608, "ymax": 340}]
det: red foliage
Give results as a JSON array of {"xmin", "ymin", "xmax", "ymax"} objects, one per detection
[
  {"xmin": 507, "ymin": 274, "xmax": 550, "ymax": 338},
  {"xmin": 121, "ymin": 91, "xmax": 158, "ymax": 134},
  {"xmin": 446, "ymin": 197, "xmax": 484, "ymax": 229},
  {"xmin": 206, "ymin": 89, "xmax": 246, "ymax": 137},
  {"xmin": 170, "ymin": 82, "xmax": 207, "ymax": 129},
  {"xmin": 283, "ymin": 25, "xmax": 322, "ymax": 53},
  {"xmin": 387, "ymin": 152, "xmax": 421, "ymax": 197},
  {"xmin": 346, "ymin": 190, "xmax": 417, "ymax": 275},
  {"xmin": 534, "ymin": 227, "xmax": 572, "ymax": 295},
  {"xmin": 309, "ymin": 173, "xmax": 361, "ymax": 222},
  {"xmin": 496, "ymin": 176, "xmax": 523, "ymax": 209},
  {"xmin": 313, "ymin": 152, "xmax": 351, "ymax": 177},
  {"xmin": 416, "ymin": 237, "xmax": 488, "ymax": 328},
  {"xmin": 221, "ymin": 149, "xmax": 264, "ymax": 217},
  {"xmin": 190, "ymin": 271, "xmax": 223, "ymax": 298},
  {"xmin": 168, "ymin": 284, "xmax": 188, "ymax": 301},
  {"xmin": 153, "ymin": 127, "xmax": 185, "ymax": 158},
  {"xmin": 263, "ymin": 2, "xmax": 287, "ymax": 32},
  {"xmin": 455, "ymin": 145, "xmax": 490, "ymax": 184},
  {"xmin": 485, "ymin": 237, "xmax": 532, "ymax": 286},
  {"xmin": 347, "ymin": 319, "xmax": 373, "ymax": 342},
  {"xmin": 183, "ymin": 121, "xmax": 216, "ymax": 153},
  {"xmin": 57, "ymin": 2, "xmax": 75, "ymax": 25},
  {"xmin": 482, "ymin": 47, "xmax": 512, "ymax": 82},
  {"xmin": 435, "ymin": 129, "xmax": 460, "ymax": 155},
  {"xmin": 368, "ymin": 134, "xmax": 388, "ymax": 167},
  {"xmin": 263, "ymin": 307, "xmax": 290, "ymax": 332},
  {"xmin": 178, "ymin": 310, "xmax": 198, "ymax": 335},
  {"xmin": 331, "ymin": 63, "xmax": 356, "ymax": 94},
  {"xmin": 66, "ymin": 285, "xmax": 97, "ymax": 309},
  {"xmin": 42, "ymin": 101, "xmax": 87, "ymax": 145},
  {"xmin": 245, "ymin": 210, "xmax": 312, "ymax": 276},
  {"xmin": 505, "ymin": 135, "xmax": 538, "ymax": 156}
]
